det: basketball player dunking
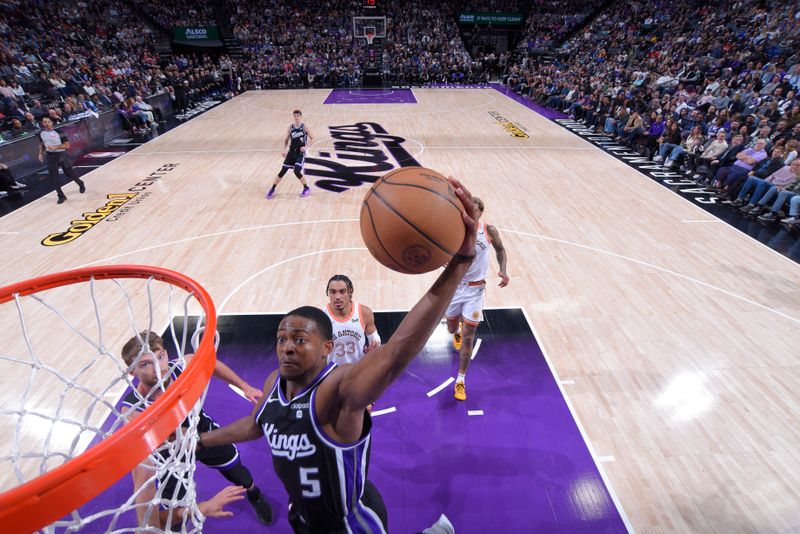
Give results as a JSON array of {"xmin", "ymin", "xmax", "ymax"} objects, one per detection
[
  {"xmin": 119, "ymin": 332, "xmax": 274, "ymax": 528},
  {"xmin": 324, "ymin": 274, "xmax": 380, "ymax": 366},
  {"xmin": 267, "ymin": 109, "xmax": 314, "ymax": 199},
  {"xmin": 446, "ymin": 197, "xmax": 509, "ymax": 401},
  {"xmin": 198, "ymin": 177, "xmax": 479, "ymax": 533}
]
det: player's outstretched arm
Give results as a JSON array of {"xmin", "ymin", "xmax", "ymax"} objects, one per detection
[
  {"xmin": 185, "ymin": 352, "xmax": 263, "ymax": 403},
  {"xmin": 212, "ymin": 359, "xmax": 263, "ymax": 403},
  {"xmin": 487, "ymin": 224, "xmax": 509, "ymax": 287},
  {"xmin": 199, "ymin": 370, "xmax": 278, "ymax": 447},
  {"xmin": 155, "ymin": 486, "xmax": 246, "ymax": 527},
  {"xmin": 197, "ymin": 486, "xmax": 246, "ymax": 518},
  {"xmin": 335, "ymin": 178, "xmax": 479, "ymax": 410}
]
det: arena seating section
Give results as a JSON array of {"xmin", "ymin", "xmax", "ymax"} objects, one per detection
[{"xmin": 1, "ymin": 0, "xmax": 798, "ymax": 221}]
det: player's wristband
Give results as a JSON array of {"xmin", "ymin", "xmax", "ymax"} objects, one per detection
[
  {"xmin": 367, "ymin": 331, "xmax": 381, "ymax": 345},
  {"xmin": 452, "ymin": 253, "xmax": 475, "ymax": 263}
]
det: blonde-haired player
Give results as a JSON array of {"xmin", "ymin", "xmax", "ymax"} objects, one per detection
[
  {"xmin": 119, "ymin": 331, "xmax": 273, "ymax": 528},
  {"xmin": 446, "ymin": 197, "xmax": 509, "ymax": 401}
]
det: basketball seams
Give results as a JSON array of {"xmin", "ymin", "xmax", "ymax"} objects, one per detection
[
  {"xmin": 360, "ymin": 167, "xmax": 465, "ymax": 274},
  {"xmin": 379, "ymin": 178, "xmax": 463, "ymax": 214},
  {"xmin": 371, "ymin": 189, "xmax": 457, "ymax": 256},
  {"xmin": 360, "ymin": 201, "xmax": 415, "ymax": 274}
]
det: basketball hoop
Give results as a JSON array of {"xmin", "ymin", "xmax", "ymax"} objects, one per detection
[
  {"xmin": 0, "ymin": 265, "xmax": 217, "ymax": 533},
  {"xmin": 353, "ymin": 16, "xmax": 385, "ymax": 46}
]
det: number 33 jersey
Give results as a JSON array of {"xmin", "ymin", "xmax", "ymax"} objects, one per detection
[
  {"xmin": 256, "ymin": 363, "xmax": 385, "ymax": 532},
  {"xmin": 325, "ymin": 302, "xmax": 367, "ymax": 365}
]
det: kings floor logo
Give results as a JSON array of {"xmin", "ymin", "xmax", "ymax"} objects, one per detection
[{"xmin": 305, "ymin": 122, "xmax": 421, "ymax": 193}]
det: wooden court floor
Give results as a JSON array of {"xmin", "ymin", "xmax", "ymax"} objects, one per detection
[{"xmin": 1, "ymin": 88, "xmax": 800, "ymax": 532}]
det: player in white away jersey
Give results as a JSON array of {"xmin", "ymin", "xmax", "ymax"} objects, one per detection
[
  {"xmin": 446, "ymin": 196, "xmax": 509, "ymax": 401},
  {"xmin": 324, "ymin": 274, "xmax": 380, "ymax": 365}
]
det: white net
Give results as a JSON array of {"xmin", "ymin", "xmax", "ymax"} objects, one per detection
[{"xmin": 0, "ymin": 271, "xmax": 215, "ymax": 532}]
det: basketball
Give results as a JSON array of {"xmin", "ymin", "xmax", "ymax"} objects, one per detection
[{"xmin": 360, "ymin": 167, "xmax": 466, "ymax": 274}]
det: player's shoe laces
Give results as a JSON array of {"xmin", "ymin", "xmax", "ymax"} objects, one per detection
[
  {"xmin": 247, "ymin": 488, "xmax": 274, "ymax": 525},
  {"xmin": 452, "ymin": 328, "xmax": 462, "ymax": 351},
  {"xmin": 454, "ymin": 381, "xmax": 466, "ymax": 401}
]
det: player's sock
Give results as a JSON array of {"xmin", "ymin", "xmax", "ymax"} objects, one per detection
[{"xmin": 457, "ymin": 372, "xmax": 466, "ymax": 384}]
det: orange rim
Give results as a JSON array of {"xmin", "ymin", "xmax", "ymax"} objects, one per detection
[{"xmin": 0, "ymin": 265, "xmax": 217, "ymax": 533}]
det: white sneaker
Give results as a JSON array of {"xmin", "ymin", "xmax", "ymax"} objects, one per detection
[
  {"xmin": 653, "ymin": 155, "xmax": 664, "ymax": 162},
  {"xmin": 664, "ymin": 160, "xmax": 675, "ymax": 169},
  {"xmin": 780, "ymin": 216, "xmax": 797, "ymax": 224},
  {"xmin": 423, "ymin": 514, "xmax": 455, "ymax": 534}
]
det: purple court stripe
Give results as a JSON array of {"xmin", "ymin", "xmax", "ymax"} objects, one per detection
[
  {"xmin": 489, "ymin": 82, "xmax": 568, "ymax": 119},
  {"xmin": 69, "ymin": 310, "xmax": 626, "ymax": 533}
]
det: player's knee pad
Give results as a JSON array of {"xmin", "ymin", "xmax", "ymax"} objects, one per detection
[
  {"xmin": 278, "ymin": 167, "xmax": 289, "ymax": 178},
  {"xmin": 294, "ymin": 167, "xmax": 303, "ymax": 179}
]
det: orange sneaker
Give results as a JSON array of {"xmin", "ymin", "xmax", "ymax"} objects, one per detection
[
  {"xmin": 454, "ymin": 381, "xmax": 466, "ymax": 401},
  {"xmin": 452, "ymin": 327, "xmax": 462, "ymax": 351}
]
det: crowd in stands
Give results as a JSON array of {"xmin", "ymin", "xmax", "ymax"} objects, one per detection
[
  {"xmin": 380, "ymin": 0, "xmax": 486, "ymax": 85},
  {"xmin": 1, "ymin": 0, "xmax": 506, "ymax": 129},
  {"xmin": 505, "ymin": 0, "xmax": 800, "ymax": 226},
  {"xmin": 457, "ymin": 0, "xmax": 522, "ymax": 12},
  {"xmin": 3, "ymin": 0, "xmax": 800, "ymax": 226},
  {"xmin": 0, "ymin": 0, "xmax": 240, "ymax": 143},
  {"xmin": 228, "ymin": 0, "xmax": 365, "ymax": 89},
  {"xmin": 226, "ymin": 0, "xmax": 491, "ymax": 88},
  {"xmin": 0, "ymin": 0, "xmax": 170, "ymax": 141},
  {"xmin": 519, "ymin": 0, "xmax": 607, "ymax": 50},
  {"xmin": 129, "ymin": 0, "xmax": 215, "ymax": 29}
]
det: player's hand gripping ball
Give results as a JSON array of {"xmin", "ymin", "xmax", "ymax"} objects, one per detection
[{"xmin": 360, "ymin": 167, "xmax": 466, "ymax": 274}]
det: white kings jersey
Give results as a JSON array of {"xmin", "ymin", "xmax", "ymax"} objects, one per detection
[
  {"xmin": 325, "ymin": 302, "xmax": 368, "ymax": 365},
  {"xmin": 463, "ymin": 221, "xmax": 492, "ymax": 283}
]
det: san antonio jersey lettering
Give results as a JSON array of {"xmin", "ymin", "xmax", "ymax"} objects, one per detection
[
  {"xmin": 255, "ymin": 363, "xmax": 386, "ymax": 533},
  {"xmin": 325, "ymin": 302, "xmax": 367, "ymax": 365}
]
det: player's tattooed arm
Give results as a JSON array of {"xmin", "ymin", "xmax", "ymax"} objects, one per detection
[{"xmin": 487, "ymin": 224, "xmax": 509, "ymax": 287}]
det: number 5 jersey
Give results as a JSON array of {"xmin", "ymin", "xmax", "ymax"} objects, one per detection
[{"xmin": 255, "ymin": 364, "xmax": 386, "ymax": 533}]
